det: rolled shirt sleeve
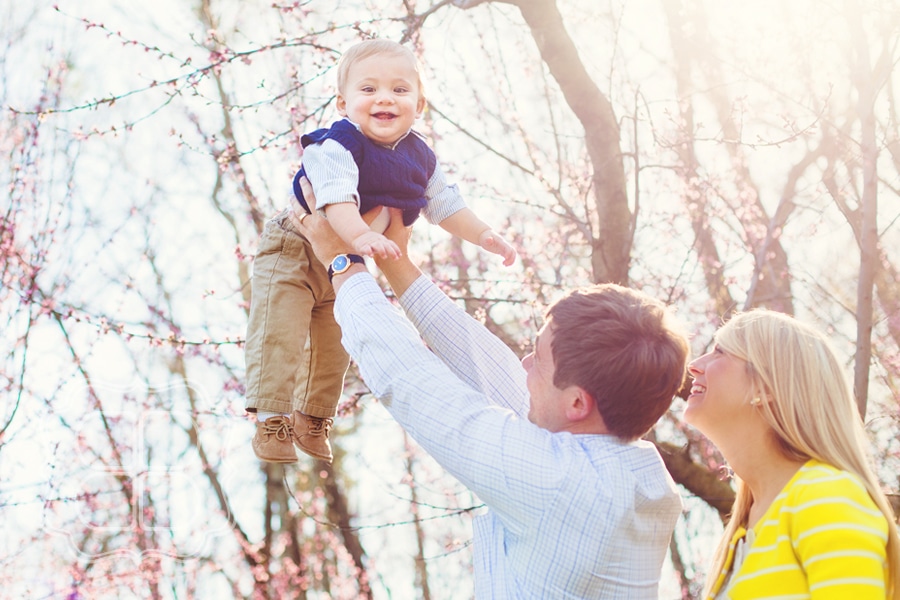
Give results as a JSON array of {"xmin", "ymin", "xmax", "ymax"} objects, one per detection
[
  {"xmin": 421, "ymin": 160, "xmax": 467, "ymax": 225},
  {"xmin": 301, "ymin": 138, "xmax": 361, "ymax": 216}
]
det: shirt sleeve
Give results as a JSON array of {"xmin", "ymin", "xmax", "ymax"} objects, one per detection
[
  {"xmin": 301, "ymin": 139, "xmax": 360, "ymax": 216},
  {"xmin": 420, "ymin": 160, "xmax": 466, "ymax": 225},
  {"xmin": 398, "ymin": 275, "xmax": 529, "ymax": 417},
  {"xmin": 792, "ymin": 472, "xmax": 889, "ymax": 599},
  {"xmin": 335, "ymin": 273, "xmax": 561, "ymax": 521}
]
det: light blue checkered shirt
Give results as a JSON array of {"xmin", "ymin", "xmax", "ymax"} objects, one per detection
[{"xmin": 335, "ymin": 274, "xmax": 683, "ymax": 599}]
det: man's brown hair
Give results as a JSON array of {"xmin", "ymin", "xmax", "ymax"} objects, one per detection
[{"xmin": 547, "ymin": 284, "xmax": 689, "ymax": 441}]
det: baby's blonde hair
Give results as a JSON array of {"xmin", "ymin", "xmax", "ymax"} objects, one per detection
[
  {"xmin": 704, "ymin": 309, "xmax": 899, "ymax": 598},
  {"xmin": 336, "ymin": 39, "xmax": 425, "ymax": 100}
]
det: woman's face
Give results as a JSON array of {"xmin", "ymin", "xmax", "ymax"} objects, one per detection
[{"xmin": 684, "ymin": 344, "xmax": 756, "ymax": 440}]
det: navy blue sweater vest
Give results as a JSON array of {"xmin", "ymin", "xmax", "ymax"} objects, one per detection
[{"xmin": 293, "ymin": 120, "xmax": 436, "ymax": 226}]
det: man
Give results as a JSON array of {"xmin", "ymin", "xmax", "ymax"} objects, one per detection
[{"xmin": 292, "ymin": 177, "xmax": 690, "ymax": 599}]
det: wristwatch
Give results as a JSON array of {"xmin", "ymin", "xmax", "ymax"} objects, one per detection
[{"xmin": 327, "ymin": 253, "xmax": 365, "ymax": 282}]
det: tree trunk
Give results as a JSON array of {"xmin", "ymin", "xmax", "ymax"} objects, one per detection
[
  {"xmin": 655, "ymin": 440, "xmax": 735, "ymax": 519},
  {"xmin": 319, "ymin": 462, "xmax": 373, "ymax": 599},
  {"xmin": 405, "ymin": 433, "xmax": 432, "ymax": 600},
  {"xmin": 665, "ymin": 0, "xmax": 793, "ymax": 314},
  {"xmin": 662, "ymin": 0, "xmax": 736, "ymax": 319},
  {"xmin": 509, "ymin": 0, "xmax": 632, "ymax": 284},
  {"xmin": 848, "ymin": 1, "xmax": 880, "ymax": 419}
]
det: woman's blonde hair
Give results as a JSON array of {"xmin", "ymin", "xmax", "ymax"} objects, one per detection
[{"xmin": 703, "ymin": 309, "xmax": 899, "ymax": 598}]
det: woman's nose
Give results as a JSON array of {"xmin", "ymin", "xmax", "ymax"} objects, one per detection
[{"xmin": 687, "ymin": 354, "xmax": 706, "ymax": 375}]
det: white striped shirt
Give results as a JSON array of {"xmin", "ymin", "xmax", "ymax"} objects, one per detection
[{"xmin": 336, "ymin": 273, "xmax": 683, "ymax": 599}]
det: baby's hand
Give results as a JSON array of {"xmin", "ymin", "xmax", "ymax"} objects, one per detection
[
  {"xmin": 479, "ymin": 230, "xmax": 517, "ymax": 266},
  {"xmin": 352, "ymin": 231, "xmax": 402, "ymax": 260}
]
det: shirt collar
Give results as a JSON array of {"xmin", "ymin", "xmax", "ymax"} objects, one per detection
[{"xmin": 342, "ymin": 118, "xmax": 412, "ymax": 150}]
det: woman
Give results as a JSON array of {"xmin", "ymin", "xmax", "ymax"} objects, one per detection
[{"xmin": 686, "ymin": 309, "xmax": 899, "ymax": 599}]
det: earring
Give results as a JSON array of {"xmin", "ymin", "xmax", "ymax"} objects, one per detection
[{"xmin": 750, "ymin": 397, "xmax": 762, "ymax": 406}]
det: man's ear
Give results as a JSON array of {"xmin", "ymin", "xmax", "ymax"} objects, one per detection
[
  {"xmin": 565, "ymin": 387, "xmax": 595, "ymax": 422},
  {"xmin": 336, "ymin": 93, "xmax": 348, "ymax": 116}
]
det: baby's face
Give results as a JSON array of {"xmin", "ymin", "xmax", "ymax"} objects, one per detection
[{"xmin": 336, "ymin": 53, "xmax": 425, "ymax": 146}]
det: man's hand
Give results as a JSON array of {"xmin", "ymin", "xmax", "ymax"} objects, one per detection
[
  {"xmin": 379, "ymin": 208, "xmax": 413, "ymax": 259},
  {"xmin": 372, "ymin": 208, "xmax": 421, "ymax": 297},
  {"xmin": 289, "ymin": 177, "xmax": 353, "ymax": 266}
]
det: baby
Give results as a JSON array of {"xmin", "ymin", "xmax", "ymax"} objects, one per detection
[{"xmin": 244, "ymin": 39, "xmax": 516, "ymax": 464}]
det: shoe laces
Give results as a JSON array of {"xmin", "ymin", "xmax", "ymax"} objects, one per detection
[
  {"xmin": 307, "ymin": 417, "xmax": 333, "ymax": 437},
  {"xmin": 261, "ymin": 418, "xmax": 292, "ymax": 441}
]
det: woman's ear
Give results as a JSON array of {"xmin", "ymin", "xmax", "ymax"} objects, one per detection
[{"xmin": 751, "ymin": 389, "xmax": 773, "ymax": 407}]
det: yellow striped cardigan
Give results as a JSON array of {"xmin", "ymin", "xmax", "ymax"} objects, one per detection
[{"xmin": 708, "ymin": 459, "xmax": 889, "ymax": 599}]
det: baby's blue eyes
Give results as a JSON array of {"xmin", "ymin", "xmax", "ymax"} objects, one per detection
[{"xmin": 356, "ymin": 86, "xmax": 410, "ymax": 94}]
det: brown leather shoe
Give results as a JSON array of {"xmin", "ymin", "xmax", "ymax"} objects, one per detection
[
  {"xmin": 291, "ymin": 411, "xmax": 334, "ymax": 463},
  {"xmin": 252, "ymin": 416, "xmax": 298, "ymax": 463}
]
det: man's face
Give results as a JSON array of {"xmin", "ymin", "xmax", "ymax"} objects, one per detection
[{"xmin": 521, "ymin": 321, "xmax": 569, "ymax": 432}]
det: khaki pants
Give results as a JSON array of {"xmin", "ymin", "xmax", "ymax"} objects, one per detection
[{"xmin": 244, "ymin": 210, "xmax": 349, "ymax": 418}]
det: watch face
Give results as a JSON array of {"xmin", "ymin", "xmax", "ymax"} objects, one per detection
[{"xmin": 332, "ymin": 255, "xmax": 349, "ymax": 271}]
